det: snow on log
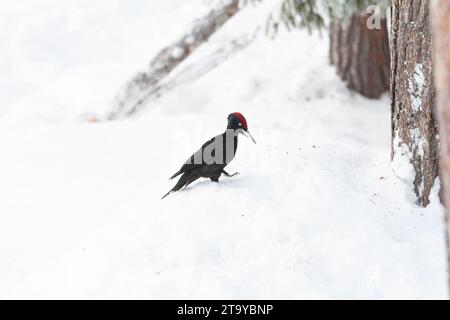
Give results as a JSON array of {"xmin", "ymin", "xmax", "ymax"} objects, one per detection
[{"xmin": 107, "ymin": 0, "xmax": 240, "ymax": 120}]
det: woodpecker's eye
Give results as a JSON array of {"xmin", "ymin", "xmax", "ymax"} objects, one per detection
[{"xmin": 239, "ymin": 122, "xmax": 242, "ymax": 127}]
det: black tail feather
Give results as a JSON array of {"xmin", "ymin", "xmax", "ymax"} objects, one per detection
[
  {"xmin": 162, "ymin": 172, "xmax": 200, "ymax": 199},
  {"xmin": 161, "ymin": 191, "xmax": 172, "ymax": 200},
  {"xmin": 169, "ymin": 170, "xmax": 183, "ymax": 180}
]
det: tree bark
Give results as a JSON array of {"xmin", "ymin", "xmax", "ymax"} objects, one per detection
[
  {"xmin": 390, "ymin": 0, "xmax": 438, "ymax": 207},
  {"xmin": 432, "ymin": 0, "xmax": 450, "ymax": 281},
  {"xmin": 107, "ymin": 0, "xmax": 240, "ymax": 120},
  {"xmin": 329, "ymin": 13, "xmax": 390, "ymax": 99}
]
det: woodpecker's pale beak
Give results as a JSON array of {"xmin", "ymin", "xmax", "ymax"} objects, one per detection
[{"xmin": 243, "ymin": 130, "xmax": 257, "ymax": 144}]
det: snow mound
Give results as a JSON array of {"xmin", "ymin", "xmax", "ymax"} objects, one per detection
[{"xmin": 0, "ymin": 1, "xmax": 447, "ymax": 299}]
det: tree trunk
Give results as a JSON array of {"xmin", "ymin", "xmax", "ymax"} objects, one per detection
[
  {"xmin": 329, "ymin": 13, "xmax": 390, "ymax": 99},
  {"xmin": 107, "ymin": 0, "xmax": 240, "ymax": 120},
  {"xmin": 432, "ymin": 0, "xmax": 450, "ymax": 280},
  {"xmin": 390, "ymin": 0, "xmax": 438, "ymax": 207}
]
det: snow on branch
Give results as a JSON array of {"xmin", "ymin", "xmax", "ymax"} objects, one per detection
[{"xmin": 107, "ymin": 0, "xmax": 241, "ymax": 120}]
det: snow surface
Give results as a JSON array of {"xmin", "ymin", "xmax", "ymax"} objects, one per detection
[{"xmin": 0, "ymin": 1, "xmax": 448, "ymax": 299}]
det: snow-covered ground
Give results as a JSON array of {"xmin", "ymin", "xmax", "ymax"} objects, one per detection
[{"xmin": 0, "ymin": 1, "xmax": 448, "ymax": 299}]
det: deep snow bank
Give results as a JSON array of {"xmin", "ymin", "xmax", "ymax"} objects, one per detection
[{"xmin": 0, "ymin": 1, "xmax": 447, "ymax": 299}]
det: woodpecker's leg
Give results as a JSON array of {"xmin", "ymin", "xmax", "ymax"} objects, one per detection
[
  {"xmin": 222, "ymin": 170, "xmax": 240, "ymax": 177},
  {"xmin": 210, "ymin": 177, "xmax": 219, "ymax": 182}
]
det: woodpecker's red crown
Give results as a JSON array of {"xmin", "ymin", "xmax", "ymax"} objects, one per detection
[{"xmin": 229, "ymin": 112, "xmax": 248, "ymax": 130}]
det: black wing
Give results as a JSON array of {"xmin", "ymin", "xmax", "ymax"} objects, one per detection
[{"xmin": 169, "ymin": 136, "xmax": 217, "ymax": 179}]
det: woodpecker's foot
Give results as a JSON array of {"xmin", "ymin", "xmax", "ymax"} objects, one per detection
[{"xmin": 222, "ymin": 170, "xmax": 240, "ymax": 178}]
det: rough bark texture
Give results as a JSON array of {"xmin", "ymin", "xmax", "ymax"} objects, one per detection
[
  {"xmin": 390, "ymin": 0, "xmax": 438, "ymax": 207},
  {"xmin": 108, "ymin": 0, "xmax": 240, "ymax": 120},
  {"xmin": 329, "ymin": 13, "xmax": 390, "ymax": 99},
  {"xmin": 432, "ymin": 0, "xmax": 450, "ymax": 280}
]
